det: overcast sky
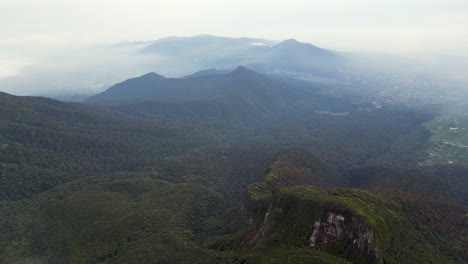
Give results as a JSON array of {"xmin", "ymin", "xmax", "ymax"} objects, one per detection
[{"xmin": 1, "ymin": 0, "xmax": 467, "ymax": 80}]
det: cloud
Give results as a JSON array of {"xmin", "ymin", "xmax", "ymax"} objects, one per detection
[
  {"xmin": 0, "ymin": 57, "xmax": 32, "ymax": 79},
  {"xmin": 0, "ymin": 45, "xmax": 166, "ymax": 96},
  {"xmin": 250, "ymin": 42, "xmax": 270, "ymax": 47},
  {"xmin": 1, "ymin": 0, "xmax": 467, "ymax": 55}
]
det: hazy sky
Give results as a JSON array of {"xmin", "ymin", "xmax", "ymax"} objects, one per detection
[
  {"xmin": 1, "ymin": 0, "xmax": 467, "ymax": 81},
  {"xmin": 1, "ymin": 0, "xmax": 468, "ymax": 50}
]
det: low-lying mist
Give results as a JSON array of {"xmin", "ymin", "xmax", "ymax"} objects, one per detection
[
  {"xmin": 0, "ymin": 36, "xmax": 466, "ymax": 104},
  {"xmin": 0, "ymin": 44, "xmax": 168, "ymax": 100}
]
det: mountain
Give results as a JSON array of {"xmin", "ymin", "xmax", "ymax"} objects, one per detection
[
  {"xmin": 87, "ymin": 66, "xmax": 290, "ymax": 102},
  {"xmin": 0, "ymin": 35, "xmax": 351, "ymax": 102},
  {"xmin": 86, "ymin": 66, "xmax": 339, "ymax": 122},
  {"xmin": 140, "ymin": 35, "xmax": 344, "ymax": 78},
  {"xmin": 267, "ymin": 39, "xmax": 343, "ymax": 75},
  {"xmin": 86, "ymin": 72, "xmax": 167, "ymax": 104},
  {"xmin": 2, "ymin": 35, "xmax": 467, "ymax": 109},
  {"xmin": 141, "ymin": 35, "xmax": 276, "ymax": 57}
]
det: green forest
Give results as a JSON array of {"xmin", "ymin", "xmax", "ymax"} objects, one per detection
[{"xmin": 0, "ymin": 66, "xmax": 467, "ymax": 264}]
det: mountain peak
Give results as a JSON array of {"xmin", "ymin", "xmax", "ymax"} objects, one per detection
[
  {"xmin": 231, "ymin": 66, "xmax": 255, "ymax": 75},
  {"xmin": 233, "ymin": 65, "xmax": 249, "ymax": 72},
  {"xmin": 141, "ymin": 72, "xmax": 166, "ymax": 79},
  {"xmin": 229, "ymin": 66, "xmax": 263, "ymax": 80},
  {"xmin": 274, "ymin": 38, "xmax": 319, "ymax": 49},
  {"xmin": 283, "ymin": 38, "xmax": 299, "ymax": 44}
]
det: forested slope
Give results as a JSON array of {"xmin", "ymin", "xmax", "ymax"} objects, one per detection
[{"xmin": 0, "ymin": 65, "xmax": 466, "ymax": 264}]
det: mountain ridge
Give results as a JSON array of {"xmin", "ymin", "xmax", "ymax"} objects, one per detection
[{"xmin": 86, "ymin": 66, "xmax": 334, "ymax": 122}]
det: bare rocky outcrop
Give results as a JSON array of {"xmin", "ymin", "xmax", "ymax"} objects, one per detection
[{"xmin": 308, "ymin": 212, "xmax": 374, "ymax": 255}]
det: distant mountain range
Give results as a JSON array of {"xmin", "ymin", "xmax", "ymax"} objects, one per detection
[
  {"xmin": 86, "ymin": 66, "xmax": 351, "ymax": 122},
  {"xmin": 87, "ymin": 66, "xmax": 270, "ymax": 102},
  {"xmin": 141, "ymin": 35, "xmax": 344, "ymax": 78},
  {"xmin": 1, "ymin": 34, "xmax": 467, "ymax": 106}
]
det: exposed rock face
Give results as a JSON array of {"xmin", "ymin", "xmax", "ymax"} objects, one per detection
[
  {"xmin": 246, "ymin": 206, "xmax": 272, "ymax": 244},
  {"xmin": 308, "ymin": 212, "xmax": 373, "ymax": 255}
]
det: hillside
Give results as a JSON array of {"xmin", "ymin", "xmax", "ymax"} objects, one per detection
[
  {"xmin": 0, "ymin": 92, "xmax": 220, "ymax": 200},
  {"xmin": 241, "ymin": 149, "xmax": 467, "ymax": 263},
  {"xmin": 2, "ymin": 148, "xmax": 465, "ymax": 264},
  {"xmin": 1, "ymin": 85, "xmax": 466, "ymax": 263}
]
